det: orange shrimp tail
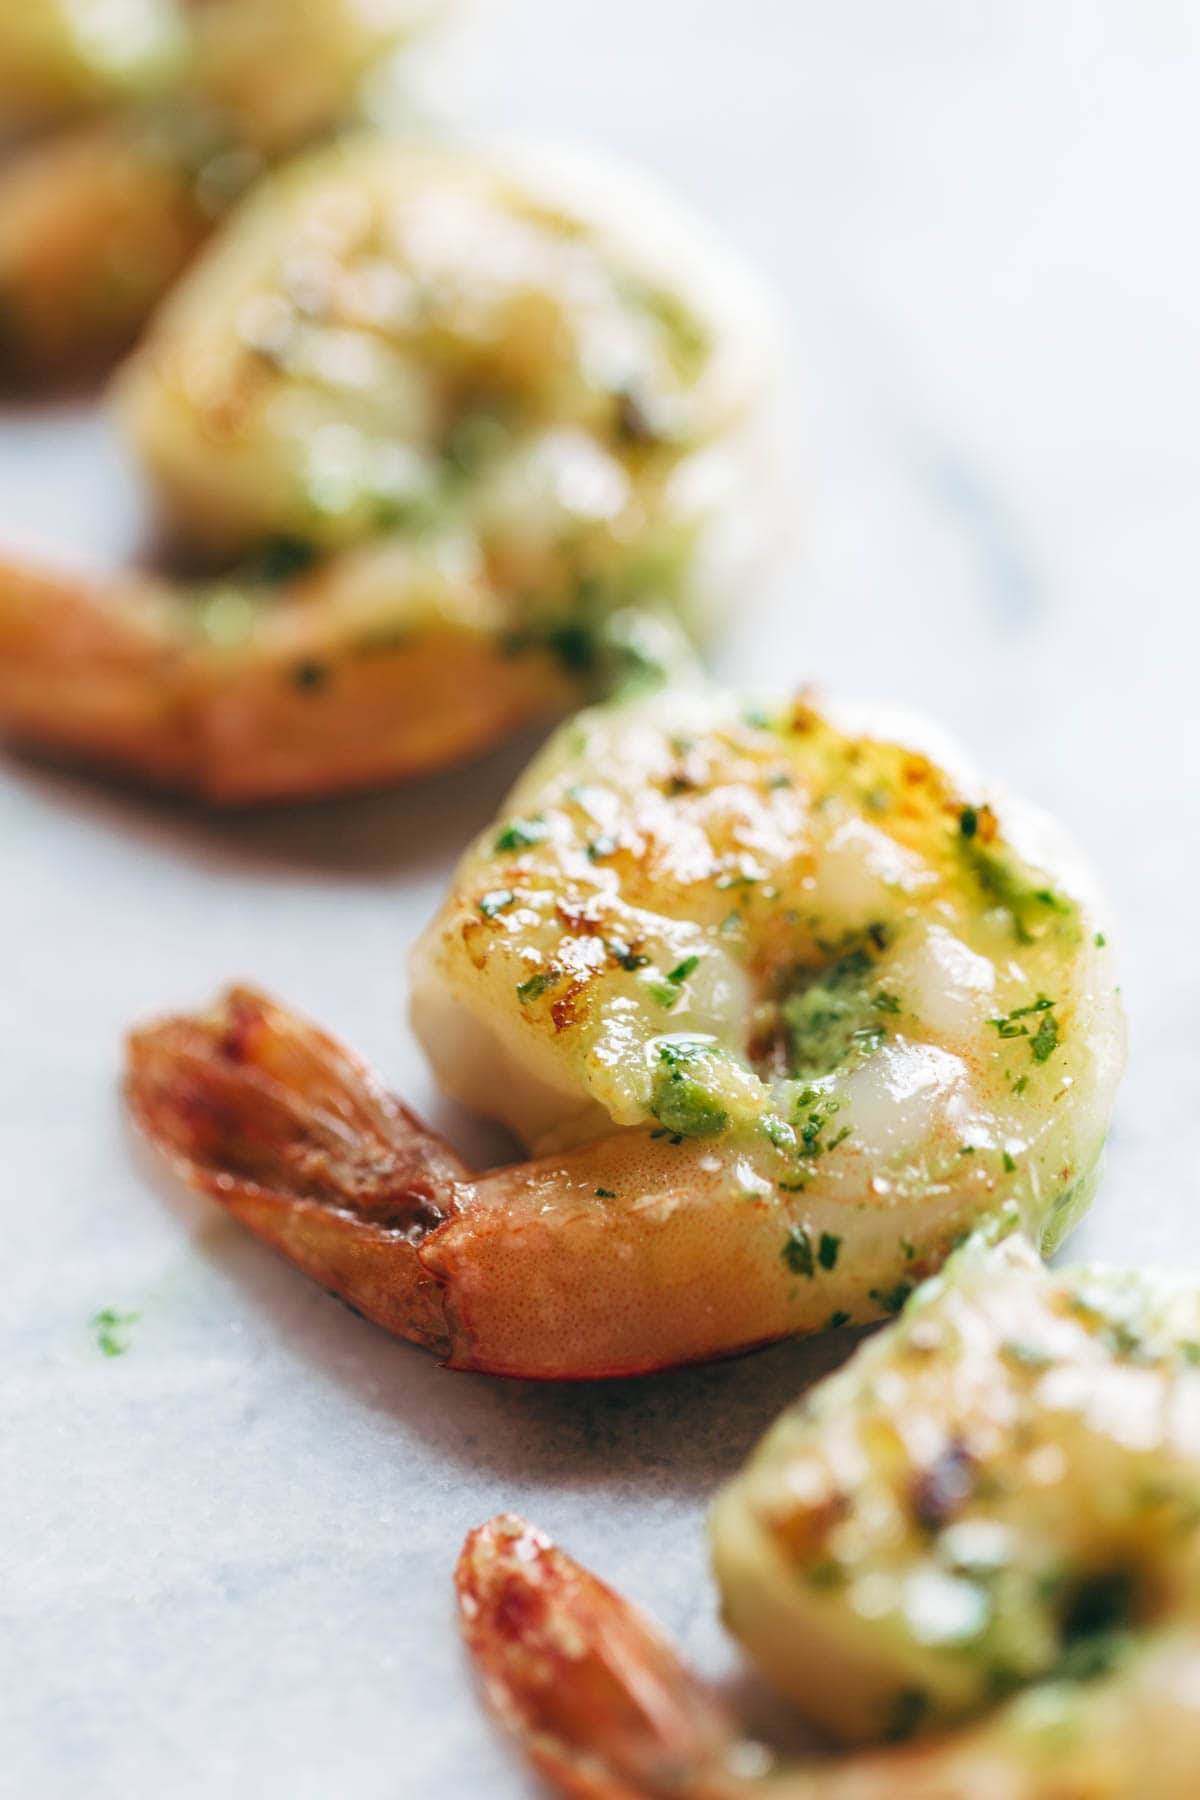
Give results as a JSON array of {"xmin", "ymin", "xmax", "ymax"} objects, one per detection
[
  {"xmin": 456, "ymin": 1516, "xmax": 741, "ymax": 1800},
  {"xmin": 0, "ymin": 558, "xmax": 201, "ymax": 788},
  {"xmin": 0, "ymin": 549, "xmax": 570, "ymax": 803},
  {"xmin": 125, "ymin": 985, "xmax": 469, "ymax": 1355}
]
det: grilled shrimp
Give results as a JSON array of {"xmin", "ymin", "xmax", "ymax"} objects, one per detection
[
  {"xmin": 0, "ymin": 137, "xmax": 777, "ymax": 798},
  {"xmin": 126, "ymin": 683, "xmax": 1123, "ymax": 1377},
  {"xmin": 456, "ymin": 1232, "xmax": 1200, "ymax": 1798},
  {"xmin": 0, "ymin": 0, "xmax": 437, "ymax": 379},
  {"xmin": 0, "ymin": 2, "xmax": 187, "ymax": 121}
]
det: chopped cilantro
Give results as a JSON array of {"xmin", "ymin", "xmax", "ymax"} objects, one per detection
[
  {"xmin": 991, "ymin": 996, "xmax": 1061, "ymax": 1064},
  {"xmin": 494, "ymin": 817, "xmax": 547, "ymax": 853},
  {"xmin": 516, "ymin": 971, "xmax": 553, "ymax": 1003},
  {"xmin": 818, "ymin": 1232, "xmax": 841, "ymax": 1271},
  {"xmin": 291, "ymin": 660, "xmax": 329, "ymax": 691},
  {"xmin": 252, "ymin": 536, "xmax": 319, "ymax": 583},
  {"xmin": 959, "ymin": 832, "xmax": 1074, "ymax": 944},
  {"xmin": 763, "ymin": 1114, "xmax": 797, "ymax": 1153},
  {"xmin": 783, "ymin": 1226, "xmax": 815, "ymax": 1278},
  {"xmin": 1031, "ymin": 1010, "xmax": 1059, "ymax": 1063},
  {"xmin": 883, "ymin": 1688, "xmax": 930, "ymax": 1743},
  {"xmin": 594, "ymin": 1187, "xmax": 617, "ymax": 1199},
  {"xmin": 92, "ymin": 1308, "xmax": 138, "ymax": 1358},
  {"xmin": 667, "ymin": 955, "xmax": 699, "ymax": 984},
  {"xmin": 870, "ymin": 1281, "xmax": 914, "ymax": 1316},
  {"xmin": 650, "ymin": 1040, "xmax": 729, "ymax": 1139},
  {"xmin": 478, "ymin": 888, "xmax": 515, "ymax": 918},
  {"xmin": 778, "ymin": 942, "xmax": 893, "ymax": 1081}
]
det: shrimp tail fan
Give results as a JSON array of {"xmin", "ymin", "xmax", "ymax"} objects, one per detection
[
  {"xmin": 125, "ymin": 984, "xmax": 468, "ymax": 1353},
  {"xmin": 455, "ymin": 1515, "xmax": 745, "ymax": 1800}
]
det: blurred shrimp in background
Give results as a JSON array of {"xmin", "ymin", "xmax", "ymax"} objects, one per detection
[
  {"xmin": 0, "ymin": 0, "xmax": 444, "ymax": 382},
  {"xmin": 0, "ymin": 131, "xmax": 782, "ymax": 799}
]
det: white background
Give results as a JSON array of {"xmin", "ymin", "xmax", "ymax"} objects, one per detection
[{"xmin": 5, "ymin": 3, "xmax": 1200, "ymax": 1793}]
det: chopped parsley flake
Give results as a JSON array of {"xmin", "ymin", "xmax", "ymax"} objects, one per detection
[
  {"xmin": 1031, "ymin": 1010, "xmax": 1060, "ymax": 1063},
  {"xmin": 667, "ymin": 955, "xmax": 699, "ymax": 984},
  {"xmin": 650, "ymin": 1040, "xmax": 730, "ymax": 1139},
  {"xmin": 991, "ymin": 996, "xmax": 1061, "ymax": 1064},
  {"xmin": 291, "ymin": 660, "xmax": 329, "ymax": 691},
  {"xmin": 494, "ymin": 817, "xmax": 547, "ymax": 853},
  {"xmin": 92, "ymin": 1308, "xmax": 138, "ymax": 1358},
  {"xmin": 818, "ymin": 1232, "xmax": 841, "ymax": 1271},
  {"xmin": 778, "ymin": 942, "xmax": 893, "ymax": 1081},
  {"xmin": 516, "ymin": 971, "xmax": 553, "ymax": 1003},
  {"xmin": 884, "ymin": 1688, "xmax": 930, "ymax": 1743},
  {"xmin": 783, "ymin": 1226, "xmax": 815, "ymax": 1278},
  {"xmin": 478, "ymin": 888, "xmax": 516, "ymax": 918},
  {"xmin": 606, "ymin": 936, "xmax": 649, "ymax": 972},
  {"xmin": 870, "ymin": 1281, "xmax": 914, "ymax": 1316}
]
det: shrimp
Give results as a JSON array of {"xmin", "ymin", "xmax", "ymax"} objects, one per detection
[
  {"xmin": 0, "ymin": 0, "xmax": 438, "ymax": 380},
  {"xmin": 126, "ymin": 683, "xmax": 1123, "ymax": 1377},
  {"xmin": 0, "ymin": 2, "xmax": 187, "ymax": 121},
  {"xmin": 456, "ymin": 1231, "xmax": 1200, "ymax": 1798},
  {"xmin": 0, "ymin": 138, "xmax": 778, "ymax": 798}
]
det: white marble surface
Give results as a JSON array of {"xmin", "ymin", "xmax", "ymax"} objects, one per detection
[{"xmin": 5, "ymin": 3, "xmax": 1200, "ymax": 1795}]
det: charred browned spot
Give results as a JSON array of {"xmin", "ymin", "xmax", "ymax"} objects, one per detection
[
  {"xmin": 974, "ymin": 802, "xmax": 1000, "ymax": 844},
  {"xmin": 764, "ymin": 1483, "xmax": 850, "ymax": 1560},
  {"xmin": 901, "ymin": 753, "xmax": 936, "ymax": 790},
  {"xmin": 555, "ymin": 894, "xmax": 608, "ymax": 934},
  {"xmin": 788, "ymin": 688, "xmax": 821, "ymax": 734},
  {"xmin": 664, "ymin": 746, "xmax": 709, "ymax": 795},
  {"xmin": 747, "ymin": 1020, "xmax": 792, "ymax": 1079},
  {"xmin": 550, "ymin": 979, "xmax": 587, "ymax": 1033},
  {"xmin": 460, "ymin": 915, "xmax": 492, "ymax": 970},
  {"xmin": 911, "ymin": 1438, "xmax": 975, "ymax": 1531}
]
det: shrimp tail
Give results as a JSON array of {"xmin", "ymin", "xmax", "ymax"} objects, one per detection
[
  {"xmin": 456, "ymin": 1516, "xmax": 745, "ymax": 1800},
  {"xmin": 125, "ymin": 985, "xmax": 470, "ymax": 1355},
  {"xmin": 0, "ymin": 558, "xmax": 200, "ymax": 788},
  {"xmin": 0, "ymin": 548, "xmax": 575, "ymax": 803}
]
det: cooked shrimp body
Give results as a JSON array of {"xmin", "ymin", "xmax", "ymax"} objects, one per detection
[
  {"xmin": 0, "ymin": 1, "xmax": 187, "ymax": 121},
  {"xmin": 710, "ymin": 1227, "xmax": 1200, "ymax": 1743},
  {"xmin": 113, "ymin": 134, "xmax": 774, "ymax": 563},
  {"xmin": 127, "ymin": 683, "xmax": 1122, "ymax": 1377},
  {"xmin": 0, "ymin": 138, "xmax": 778, "ymax": 797},
  {"xmin": 456, "ymin": 1514, "xmax": 1200, "ymax": 1800},
  {"xmin": 0, "ymin": 0, "xmax": 433, "ymax": 145},
  {"xmin": 0, "ymin": 1, "xmax": 438, "ymax": 379},
  {"xmin": 456, "ymin": 1243, "xmax": 1200, "ymax": 1797},
  {"xmin": 411, "ymin": 684, "xmax": 1123, "ymax": 1339}
]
